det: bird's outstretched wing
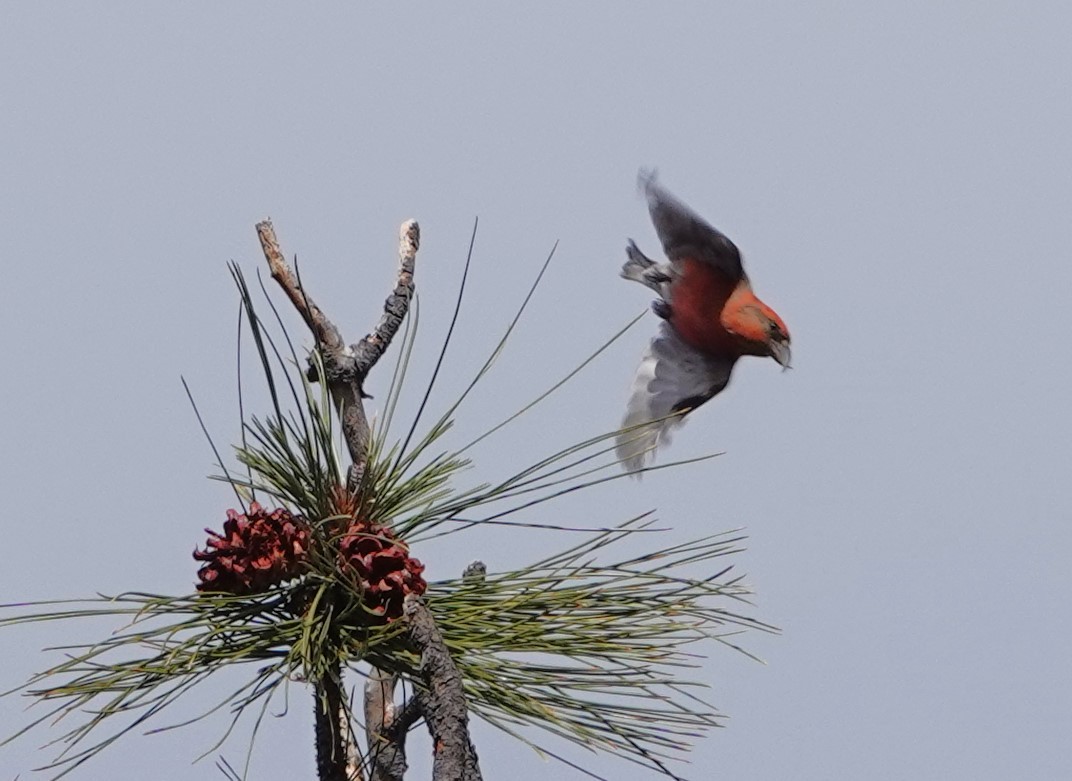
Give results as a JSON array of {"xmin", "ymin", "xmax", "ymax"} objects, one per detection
[
  {"xmin": 639, "ymin": 169, "xmax": 744, "ymax": 280},
  {"xmin": 616, "ymin": 321, "xmax": 736, "ymax": 472}
]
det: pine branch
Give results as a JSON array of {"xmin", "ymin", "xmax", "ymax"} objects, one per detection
[
  {"xmin": 255, "ymin": 217, "xmax": 482, "ymax": 781},
  {"xmin": 406, "ymin": 595, "xmax": 482, "ymax": 781},
  {"xmin": 2, "ymin": 213, "xmax": 765, "ymax": 780}
]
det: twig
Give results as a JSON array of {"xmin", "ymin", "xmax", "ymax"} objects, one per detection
[
  {"xmin": 256, "ymin": 221, "xmax": 347, "ymax": 354},
  {"xmin": 353, "ymin": 220, "xmax": 420, "ymax": 376},
  {"xmin": 461, "ymin": 561, "xmax": 487, "ymax": 583},
  {"xmin": 257, "ymin": 220, "xmax": 371, "ymax": 489},
  {"xmin": 405, "ymin": 595, "xmax": 483, "ymax": 781},
  {"xmin": 386, "ymin": 696, "xmax": 425, "ymax": 739},
  {"xmin": 315, "ymin": 667, "xmax": 363, "ymax": 781},
  {"xmin": 364, "ymin": 669, "xmax": 406, "ymax": 781}
]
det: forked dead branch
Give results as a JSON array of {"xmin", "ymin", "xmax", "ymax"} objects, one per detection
[
  {"xmin": 255, "ymin": 218, "xmax": 480, "ymax": 781},
  {"xmin": 255, "ymin": 219, "xmax": 415, "ymax": 490}
]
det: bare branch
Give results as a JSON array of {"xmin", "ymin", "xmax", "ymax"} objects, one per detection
[
  {"xmin": 256, "ymin": 220, "xmax": 346, "ymax": 354},
  {"xmin": 316, "ymin": 668, "xmax": 364, "ymax": 781},
  {"xmin": 386, "ymin": 695, "xmax": 424, "ymax": 739},
  {"xmin": 462, "ymin": 560, "xmax": 487, "ymax": 583},
  {"xmin": 255, "ymin": 219, "xmax": 366, "ymax": 487},
  {"xmin": 365, "ymin": 561, "xmax": 480, "ymax": 781},
  {"xmin": 405, "ymin": 595, "xmax": 483, "ymax": 781},
  {"xmin": 353, "ymin": 220, "xmax": 419, "ymax": 377},
  {"xmin": 365, "ymin": 669, "xmax": 406, "ymax": 781}
]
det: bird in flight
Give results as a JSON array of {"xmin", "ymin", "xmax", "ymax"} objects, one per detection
[{"xmin": 616, "ymin": 170, "xmax": 791, "ymax": 472}]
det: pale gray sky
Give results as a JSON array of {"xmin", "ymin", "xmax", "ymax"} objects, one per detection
[{"xmin": 2, "ymin": 4, "xmax": 1070, "ymax": 780}]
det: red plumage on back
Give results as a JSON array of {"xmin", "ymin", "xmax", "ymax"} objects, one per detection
[{"xmin": 616, "ymin": 171, "xmax": 791, "ymax": 472}]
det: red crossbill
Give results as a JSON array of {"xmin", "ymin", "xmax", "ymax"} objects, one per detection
[{"xmin": 617, "ymin": 171, "xmax": 791, "ymax": 471}]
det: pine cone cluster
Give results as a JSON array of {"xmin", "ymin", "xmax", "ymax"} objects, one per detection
[
  {"xmin": 337, "ymin": 522, "xmax": 427, "ymax": 622},
  {"xmin": 195, "ymin": 503, "xmax": 310, "ymax": 595}
]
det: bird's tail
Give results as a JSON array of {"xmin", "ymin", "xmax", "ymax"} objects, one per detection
[{"xmin": 621, "ymin": 240, "xmax": 672, "ymax": 295}]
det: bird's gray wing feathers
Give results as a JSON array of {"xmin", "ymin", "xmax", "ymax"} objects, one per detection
[
  {"xmin": 639, "ymin": 169, "xmax": 744, "ymax": 280},
  {"xmin": 616, "ymin": 322, "xmax": 735, "ymax": 472}
]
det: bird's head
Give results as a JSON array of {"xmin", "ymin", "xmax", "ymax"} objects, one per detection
[{"xmin": 723, "ymin": 289, "xmax": 792, "ymax": 368}]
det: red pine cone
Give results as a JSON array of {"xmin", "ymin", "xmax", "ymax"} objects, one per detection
[
  {"xmin": 337, "ymin": 522, "xmax": 426, "ymax": 622},
  {"xmin": 195, "ymin": 503, "xmax": 310, "ymax": 595}
]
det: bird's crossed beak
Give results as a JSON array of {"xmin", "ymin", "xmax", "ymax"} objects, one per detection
[{"xmin": 769, "ymin": 338, "xmax": 792, "ymax": 370}]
